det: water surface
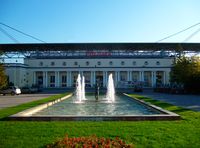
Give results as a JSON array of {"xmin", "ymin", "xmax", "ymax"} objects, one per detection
[{"xmin": 34, "ymin": 95, "xmax": 161, "ymax": 116}]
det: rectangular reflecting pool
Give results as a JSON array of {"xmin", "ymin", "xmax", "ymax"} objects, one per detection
[{"xmin": 9, "ymin": 94, "xmax": 180, "ymax": 121}]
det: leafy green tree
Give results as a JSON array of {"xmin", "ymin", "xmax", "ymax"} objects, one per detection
[
  {"xmin": 170, "ymin": 56, "xmax": 200, "ymax": 93},
  {"xmin": 0, "ymin": 51, "xmax": 8, "ymax": 89},
  {"xmin": 0, "ymin": 64, "xmax": 8, "ymax": 89}
]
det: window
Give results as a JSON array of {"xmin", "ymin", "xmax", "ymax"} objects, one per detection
[
  {"xmin": 50, "ymin": 75, "xmax": 55, "ymax": 87},
  {"xmin": 74, "ymin": 61, "xmax": 78, "ymax": 65},
  {"xmin": 51, "ymin": 62, "xmax": 55, "ymax": 66},
  {"xmin": 144, "ymin": 61, "xmax": 148, "ymax": 65},
  {"xmin": 97, "ymin": 61, "xmax": 101, "ymax": 65},
  {"xmin": 121, "ymin": 61, "xmax": 125, "ymax": 65},
  {"xmin": 109, "ymin": 61, "xmax": 113, "ymax": 65},
  {"xmin": 50, "ymin": 76, "xmax": 55, "ymax": 83},
  {"xmin": 86, "ymin": 61, "xmax": 89, "ymax": 66},
  {"xmin": 156, "ymin": 61, "xmax": 160, "ymax": 65},
  {"xmin": 63, "ymin": 62, "xmax": 66, "ymax": 66},
  {"xmin": 61, "ymin": 75, "xmax": 67, "ymax": 87},
  {"xmin": 39, "ymin": 62, "xmax": 43, "ymax": 66},
  {"xmin": 133, "ymin": 61, "xmax": 136, "ymax": 66},
  {"xmin": 62, "ymin": 75, "xmax": 67, "ymax": 83}
]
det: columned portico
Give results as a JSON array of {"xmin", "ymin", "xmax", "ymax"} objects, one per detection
[{"xmin": 35, "ymin": 69, "xmax": 169, "ymax": 88}]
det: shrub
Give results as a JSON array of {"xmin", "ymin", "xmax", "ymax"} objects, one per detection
[{"xmin": 47, "ymin": 135, "xmax": 133, "ymax": 148}]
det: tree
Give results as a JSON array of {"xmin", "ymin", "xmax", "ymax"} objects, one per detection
[
  {"xmin": 0, "ymin": 51, "xmax": 8, "ymax": 89},
  {"xmin": 170, "ymin": 56, "xmax": 200, "ymax": 93},
  {"xmin": 0, "ymin": 63, "xmax": 8, "ymax": 89}
]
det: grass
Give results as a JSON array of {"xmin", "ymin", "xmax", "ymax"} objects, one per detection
[
  {"xmin": 0, "ymin": 93, "xmax": 69, "ymax": 120},
  {"xmin": 0, "ymin": 93, "xmax": 200, "ymax": 148}
]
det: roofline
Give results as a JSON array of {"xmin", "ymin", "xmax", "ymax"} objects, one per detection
[{"xmin": 0, "ymin": 42, "xmax": 200, "ymax": 52}]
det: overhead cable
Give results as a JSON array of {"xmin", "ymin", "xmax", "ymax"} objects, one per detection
[
  {"xmin": 0, "ymin": 22, "xmax": 46, "ymax": 43},
  {"xmin": 156, "ymin": 22, "xmax": 200, "ymax": 42}
]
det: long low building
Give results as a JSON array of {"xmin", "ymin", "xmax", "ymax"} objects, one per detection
[{"xmin": 2, "ymin": 43, "xmax": 199, "ymax": 88}]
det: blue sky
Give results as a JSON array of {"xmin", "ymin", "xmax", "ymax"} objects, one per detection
[{"xmin": 0, "ymin": 0, "xmax": 200, "ymax": 43}]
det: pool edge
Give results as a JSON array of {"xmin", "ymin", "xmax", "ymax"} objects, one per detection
[{"xmin": 8, "ymin": 93, "xmax": 181, "ymax": 121}]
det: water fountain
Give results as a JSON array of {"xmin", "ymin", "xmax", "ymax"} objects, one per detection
[
  {"xmin": 75, "ymin": 74, "xmax": 86, "ymax": 102},
  {"xmin": 106, "ymin": 73, "xmax": 115, "ymax": 102},
  {"xmin": 16, "ymin": 72, "xmax": 179, "ymax": 121},
  {"xmin": 81, "ymin": 76, "xmax": 86, "ymax": 100}
]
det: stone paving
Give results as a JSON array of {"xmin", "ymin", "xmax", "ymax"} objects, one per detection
[
  {"xmin": 0, "ymin": 89, "xmax": 66, "ymax": 109},
  {"xmin": 0, "ymin": 89, "xmax": 199, "ymax": 112},
  {"xmin": 136, "ymin": 89, "xmax": 200, "ymax": 111}
]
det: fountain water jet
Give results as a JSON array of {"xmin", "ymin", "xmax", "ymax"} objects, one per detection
[
  {"xmin": 76, "ymin": 74, "xmax": 82, "ymax": 102},
  {"xmin": 81, "ymin": 76, "xmax": 86, "ymax": 100},
  {"xmin": 106, "ymin": 73, "xmax": 115, "ymax": 102}
]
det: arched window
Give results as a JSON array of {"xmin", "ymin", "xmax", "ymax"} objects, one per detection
[
  {"xmin": 97, "ymin": 61, "xmax": 101, "ymax": 65},
  {"xmin": 121, "ymin": 61, "xmax": 125, "ymax": 65},
  {"xmin": 144, "ymin": 61, "xmax": 148, "ymax": 65},
  {"xmin": 109, "ymin": 61, "xmax": 113, "ymax": 65}
]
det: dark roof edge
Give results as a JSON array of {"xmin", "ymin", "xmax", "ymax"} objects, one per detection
[{"xmin": 0, "ymin": 42, "xmax": 200, "ymax": 51}]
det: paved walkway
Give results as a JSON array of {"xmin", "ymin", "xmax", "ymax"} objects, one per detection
[
  {"xmin": 137, "ymin": 90, "xmax": 200, "ymax": 111},
  {"xmin": 1, "ymin": 89, "xmax": 199, "ymax": 112},
  {"xmin": 0, "ymin": 90, "xmax": 66, "ymax": 109}
]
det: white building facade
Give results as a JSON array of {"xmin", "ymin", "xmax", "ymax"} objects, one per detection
[
  {"xmin": 2, "ymin": 43, "xmax": 200, "ymax": 89},
  {"xmin": 5, "ymin": 55, "xmax": 173, "ymax": 88}
]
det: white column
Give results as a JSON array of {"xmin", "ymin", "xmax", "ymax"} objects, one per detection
[
  {"xmin": 115, "ymin": 71, "xmax": 118, "ymax": 83},
  {"xmin": 118, "ymin": 71, "xmax": 120, "ymax": 81},
  {"xmin": 105, "ymin": 71, "xmax": 108, "ymax": 87},
  {"xmin": 103, "ymin": 71, "xmax": 106, "ymax": 87},
  {"xmin": 139, "ymin": 71, "xmax": 142, "ymax": 81},
  {"xmin": 43, "ymin": 71, "xmax": 48, "ymax": 88},
  {"xmin": 103, "ymin": 71, "xmax": 105, "ymax": 87},
  {"xmin": 67, "ymin": 71, "xmax": 72, "ymax": 87},
  {"xmin": 57, "ymin": 71, "xmax": 60, "ymax": 87},
  {"xmin": 141, "ymin": 71, "xmax": 144, "ymax": 81},
  {"xmin": 80, "ymin": 71, "xmax": 83, "ymax": 77},
  {"xmin": 163, "ymin": 71, "xmax": 166, "ymax": 84},
  {"xmin": 67, "ymin": 71, "xmax": 70, "ymax": 87},
  {"xmin": 45, "ymin": 71, "xmax": 48, "ymax": 88},
  {"xmin": 151, "ymin": 71, "xmax": 154, "ymax": 87},
  {"xmin": 129, "ymin": 71, "xmax": 132, "ymax": 81},
  {"xmin": 127, "ymin": 71, "xmax": 130, "ymax": 81},
  {"xmin": 33, "ymin": 71, "xmax": 36, "ymax": 85},
  {"xmin": 90, "ymin": 71, "xmax": 93, "ymax": 87},
  {"xmin": 43, "ymin": 71, "xmax": 45, "ymax": 88},
  {"xmin": 93, "ymin": 71, "xmax": 96, "ymax": 86},
  {"xmin": 55, "ymin": 71, "xmax": 58, "ymax": 87}
]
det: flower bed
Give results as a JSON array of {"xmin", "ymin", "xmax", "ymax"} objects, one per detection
[{"xmin": 47, "ymin": 135, "xmax": 133, "ymax": 148}]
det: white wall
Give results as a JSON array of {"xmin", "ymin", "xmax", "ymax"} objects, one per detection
[{"xmin": 24, "ymin": 58, "xmax": 173, "ymax": 68}]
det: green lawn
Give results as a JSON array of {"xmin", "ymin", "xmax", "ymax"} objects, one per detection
[{"xmin": 0, "ymin": 93, "xmax": 200, "ymax": 148}]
